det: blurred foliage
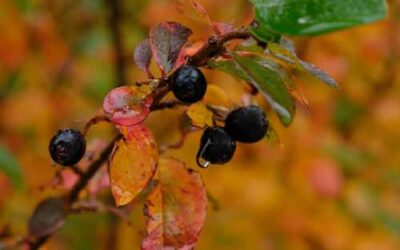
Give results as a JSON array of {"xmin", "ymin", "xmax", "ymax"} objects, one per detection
[{"xmin": 1, "ymin": 0, "xmax": 400, "ymax": 249}]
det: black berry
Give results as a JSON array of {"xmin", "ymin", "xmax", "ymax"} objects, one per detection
[
  {"xmin": 171, "ymin": 65, "xmax": 207, "ymax": 103},
  {"xmin": 49, "ymin": 129, "xmax": 86, "ymax": 166},
  {"xmin": 224, "ymin": 105, "xmax": 268, "ymax": 143},
  {"xmin": 197, "ymin": 127, "xmax": 236, "ymax": 167}
]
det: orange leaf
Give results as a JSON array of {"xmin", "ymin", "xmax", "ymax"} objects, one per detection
[
  {"xmin": 142, "ymin": 158, "xmax": 207, "ymax": 250},
  {"xmin": 186, "ymin": 102, "xmax": 214, "ymax": 128},
  {"xmin": 109, "ymin": 125, "xmax": 158, "ymax": 206},
  {"xmin": 203, "ymin": 84, "xmax": 231, "ymax": 107}
]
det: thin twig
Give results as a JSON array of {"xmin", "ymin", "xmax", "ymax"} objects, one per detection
[{"xmin": 82, "ymin": 115, "xmax": 111, "ymax": 136}]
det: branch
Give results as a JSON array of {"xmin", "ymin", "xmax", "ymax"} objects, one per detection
[{"xmin": 188, "ymin": 30, "xmax": 251, "ymax": 67}]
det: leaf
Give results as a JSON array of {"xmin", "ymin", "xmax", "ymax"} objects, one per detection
[
  {"xmin": 142, "ymin": 158, "xmax": 207, "ymax": 250},
  {"xmin": 103, "ymin": 86, "xmax": 153, "ymax": 127},
  {"xmin": 207, "ymin": 60, "xmax": 250, "ymax": 81},
  {"xmin": 230, "ymin": 52, "xmax": 295, "ymax": 126},
  {"xmin": 268, "ymin": 39, "xmax": 338, "ymax": 88},
  {"xmin": 203, "ymin": 85, "xmax": 231, "ymax": 107},
  {"xmin": 28, "ymin": 197, "xmax": 65, "ymax": 238},
  {"xmin": 248, "ymin": 20, "xmax": 281, "ymax": 43},
  {"xmin": 0, "ymin": 144, "xmax": 23, "ymax": 189},
  {"xmin": 176, "ymin": 0, "xmax": 212, "ymax": 25},
  {"xmin": 250, "ymin": 0, "xmax": 388, "ymax": 36},
  {"xmin": 110, "ymin": 125, "xmax": 158, "ymax": 206},
  {"xmin": 150, "ymin": 22, "xmax": 192, "ymax": 74},
  {"xmin": 134, "ymin": 39, "xmax": 152, "ymax": 75},
  {"xmin": 186, "ymin": 102, "xmax": 214, "ymax": 128}
]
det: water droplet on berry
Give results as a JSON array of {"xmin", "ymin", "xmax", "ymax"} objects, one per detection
[{"xmin": 196, "ymin": 138, "xmax": 211, "ymax": 168}]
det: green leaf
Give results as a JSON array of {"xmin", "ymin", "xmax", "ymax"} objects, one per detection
[
  {"xmin": 250, "ymin": 0, "xmax": 388, "ymax": 36},
  {"xmin": 268, "ymin": 38, "xmax": 339, "ymax": 88},
  {"xmin": 230, "ymin": 52, "xmax": 295, "ymax": 126},
  {"xmin": 0, "ymin": 145, "xmax": 24, "ymax": 189}
]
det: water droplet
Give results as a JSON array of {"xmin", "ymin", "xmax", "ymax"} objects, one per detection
[
  {"xmin": 250, "ymin": 20, "xmax": 259, "ymax": 29},
  {"xmin": 297, "ymin": 17, "xmax": 310, "ymax": 24},
  {"xmin": 196, "ymin": 138, "xmax": 211, "ymax": 168}
]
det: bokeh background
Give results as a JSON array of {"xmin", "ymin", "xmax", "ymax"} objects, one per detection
[{"xmin": 1, "ymin": 0, "xmax": 400, "ymax": 249}]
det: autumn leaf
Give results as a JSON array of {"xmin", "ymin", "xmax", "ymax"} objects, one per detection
[
  {"xmin": 203, "ymin": 84, "xmax": 231, "ymax": 107},
  {"xmin": 149, "ymin": 22, "xmax": 192, "ymax": 74},
  {"xmin": 186, "ymin": 102, "xmax": 214, "ymax": 128},
  {"xmin": 103, "ymin": 86, "xmax": 153, "ymax": 127},
  {"xmin": 134, "ymin": 39, "xmax": 153, "ymax": 76},
  {"xmin": 142, "ymin": 158, "xmax": 207, "ymax": 250},
  {"xmin": 109, "ymin": 125, "xmax": 158, "ymax": 206}
]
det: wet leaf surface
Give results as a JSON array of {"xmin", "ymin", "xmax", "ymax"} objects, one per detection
[
  {"xmin": 103, "ymin": 86, "xmax": 153, "ymax": 126},
  {"xmin": 250, "ymin": 0, "xmax": 387, "ymax": 36}
]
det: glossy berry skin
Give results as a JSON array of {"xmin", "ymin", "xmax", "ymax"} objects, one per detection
[
  {"xmin": 224, "ymin": 105, "xmax": 268, "ymax": 143},
  {"xmin": 49, "ymin": 129, "xmax": 86, "ymax": 166},
  {"xmin": 171, "ymin": 65, "xmax": 207, "ymax": 103},
  {"xmin": 197, "ymin": 127, "xmax": 236, "ymax": 165}
]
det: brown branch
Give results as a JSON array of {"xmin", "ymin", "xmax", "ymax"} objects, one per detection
[
  {"xmin": 68, "ymin": 134, "xmax": 121, "ymax": 203},
  {"xmin": 188, "ymin": 30, "xmax": 251, "ymax": 67}
]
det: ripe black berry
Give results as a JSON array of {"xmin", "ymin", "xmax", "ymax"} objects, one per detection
[
  {"xmin": 171, "ymin": 65, "xmax": 207, "ymax": 103},
  {"xmin": 197, "ymin": 127, "xmax": 236, "ymax": 167},
  {"xmin": 49, "ymin": 129, "xmax": 86, "ymax": 166},
  {"xmin": 224, "ymin": 105, "xmax": 268, "ymax": 143}
]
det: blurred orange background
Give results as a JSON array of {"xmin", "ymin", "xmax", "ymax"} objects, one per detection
[{"xmin": 1, "ymin": 0, "xmax": 400, "ymax": 249}]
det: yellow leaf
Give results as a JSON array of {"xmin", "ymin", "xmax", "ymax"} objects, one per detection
[
  {"xmin": 110, "ymin": 125, "xmax": 158, "ymax": 206},
  {"xmin": 186, "ymin": 102, "xmax": 213, "ymax": 128},
  {"xmin": 203, "ymin": 85, "xmax": 230, "ymax": 107}
]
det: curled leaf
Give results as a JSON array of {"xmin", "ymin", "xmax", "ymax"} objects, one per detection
[
  {"xmin": 103, "ymin": 86, "xmax": 153, "ymax": 127},
  {"xmin": 110, "ymin": 125, "xmax": 158, "ymax": 206},
  {"xmin": 142, "ymin": 158, "xmax": 207, "ymax": 250},
  {"xmin": 186, "ymin": 102, "xmax": 214, "ymax": 128},
  {"xmin": 150, "ymin": 22, "xmax": 192, "ymax": 74}
]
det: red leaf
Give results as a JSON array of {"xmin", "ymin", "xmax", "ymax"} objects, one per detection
[
  {"xmin": 134, "ymin": 39, "xmax": 152, "ymax": 75},
  {"xmin": 103, "ymin": 86, "xmax": 153, "ymax": 127},
  {"xmin": 142, "ymin": 158, "xmax": 207, "ymax": 250},
  {"xmin": 150, "ymin": 22, "xmax": 192, "ymax": 74},
  {"xmin": 110, "ymin": 125, "xmax": 158, "ymax": 206},
  {"xmin": 28, "ymin": 197, "xmax": 65, "ymax": 238}
]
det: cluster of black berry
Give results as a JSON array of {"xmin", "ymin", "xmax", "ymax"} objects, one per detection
[
  {"xmin": 197, "ymin": 105, "xmax": 268, "ymax": 168},
  {"xmin": 48, "ymin": 65, "xmax": 268, "ymax": 169},
  {"xmin": 169, "ymin": 65, "xmax": 268, "ymax": 167}
]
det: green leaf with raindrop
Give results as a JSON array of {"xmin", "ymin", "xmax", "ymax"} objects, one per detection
[{"xmin": 250, "ymin": 0, "xmax": 388, "ymax": 36}]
